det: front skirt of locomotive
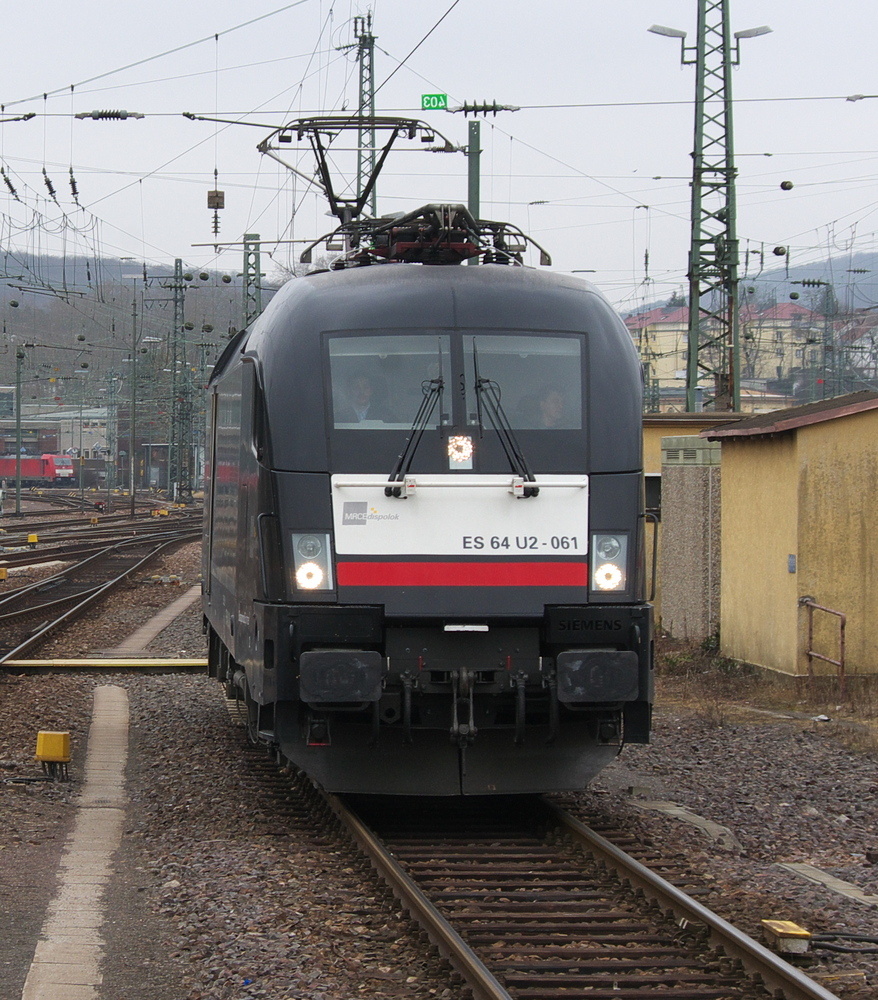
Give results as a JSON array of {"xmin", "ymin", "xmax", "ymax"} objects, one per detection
[
  {"xmin": 267, "ymin": 604, "xmax": 652, "ymax": 796},
  {"xmin": 276, "ymin": 715, "xmax": 622, "ymax": 796}
]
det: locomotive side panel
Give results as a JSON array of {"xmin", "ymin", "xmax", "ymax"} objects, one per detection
[
  {"xmin": 231, "ymin": 361, "xmax": 272, "ymax": 703},
  {"xmin": 204, "ymin": 361, "xmax": 246, "ymax": 666}
]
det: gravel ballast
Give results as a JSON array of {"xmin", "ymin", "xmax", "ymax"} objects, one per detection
[{"xmin": 1, "ymin": 544, "xmax": 876, "ymax": 998}]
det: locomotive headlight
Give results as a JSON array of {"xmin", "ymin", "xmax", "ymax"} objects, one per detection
[
  {"xmin": 594, "ymin": 563, "xmax": 623, "ymax": 590},
  {"xmin": 595, "ymin": 534, "xmax": 622, "ymax": 561},
  {"xmin": 590, "ymin": 533, "xmax": 628, "ymax": 592},
  {"xmin": 292, "ymin": 532, "xmax": 333, "ymax": 591},
  {"xmin": 296, "ymin": 562, "xmax": 324, "ymax": 589},
  {"xmin": 447, "ymin": 435, "xmax": 473, "ymax": 469},
  {"xmin": 296, "ymin": 534, "xmax": 323, "ymax": 560}
]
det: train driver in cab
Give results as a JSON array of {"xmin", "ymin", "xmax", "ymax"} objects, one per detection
[{"xmin": 337, "ymin": 371, "xmax": 390, "ymax": 423}]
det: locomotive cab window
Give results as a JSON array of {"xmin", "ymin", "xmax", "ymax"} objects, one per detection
[
  {"xmin": 463, "ymin": 334, "xmax": 582, "ymax": 430},
  {"xmin": 328, "ymin": 334, "xmax": 452, "ymax": 429}
]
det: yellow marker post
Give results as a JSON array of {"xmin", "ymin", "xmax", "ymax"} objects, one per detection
[{"xmin": 35, "ymin": 731, "xmax": 71, "ymax": 781}]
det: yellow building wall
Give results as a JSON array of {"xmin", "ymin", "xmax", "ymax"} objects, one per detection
[
  {"xmin": 796, "ymin": 412, "xmax": 878, "ymax": 675},
  {"xmin": 719, "ymin": 409, "xmax": 878, "ymax": 676},
  {"xmin": 720, "ymin": 437, "xmax": 801, "ymax": 672},
  {"xmin": 643, "ymin": 425, "xmax": 666, "ymax": 475}
]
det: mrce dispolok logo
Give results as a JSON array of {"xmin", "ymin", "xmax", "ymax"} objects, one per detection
[{"xmin": 343, "ymin": 502, "xmax": 399, "ymax": 526}]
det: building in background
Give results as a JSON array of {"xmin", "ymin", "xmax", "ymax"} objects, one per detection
[{"xmin": 626, "ymin": 297, "xmax": 878, "ymax": 412}]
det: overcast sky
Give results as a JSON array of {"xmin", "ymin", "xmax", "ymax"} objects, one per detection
[{"xmin": 2, "ymin": 0, "xmax": 877, "ymax": 312}]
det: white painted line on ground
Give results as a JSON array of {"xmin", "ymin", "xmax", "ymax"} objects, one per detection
[
  {"xmin": 777, "ymin": 862, "xmax": 878, "ymax": 907},
  {"xmin": 633, "ymin": 800, "xmax": 744, "ymax": 851},
  {"xmin": 21, "ymin": 685, "xmax": 129, "ymax": 1000},
  {"xmin": 104, "ymin": 583, "xmax": 201, "ymax": 656}
]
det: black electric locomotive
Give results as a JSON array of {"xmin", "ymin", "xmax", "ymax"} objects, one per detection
[{"xmin": 203, "ymin": 205, "xmax": 652, "ymax": 795}]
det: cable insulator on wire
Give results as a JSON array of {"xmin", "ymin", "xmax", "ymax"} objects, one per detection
[
  {"xmin": 74, "ymin": 109, "xmax": 144, "ymax": 120},
  {"xmin": 208, "ymin": 168, "xmax": 224, "ymax": 235},
  {"xmin": 42, "ymin": 167, "xmax": 58, "ymax": 203},
  {"xmin": 455, "ymin": 101, "xmax": 520, "ymax": 117},
  {"xmin": 69, "ymin": 167, "xmax": 80, "ymax": 206},
  {"xmin": 1, "ymin": 166, "xmax": 20, "ymax": 201}
]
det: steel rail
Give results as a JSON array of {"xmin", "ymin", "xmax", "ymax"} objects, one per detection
[
  {"xmin": 0, "ymin": 528, "xmax": 198, "ymax": 610},
  {"xmin": 548, "ymin": 803, "xmax": 841, "ymax": 1000},
  {"xmin": 327, "ymin": 791, "xmax": 842, "ymax": 1000},
  {"xmin": 0, "ymin": 540, "xmax": 150, "ymax": 570},
  {"xmin": 0, "ymin": 512, "xmax": 200, "ymax": 545},
  {"xmin": 0, "ymin": 582, "xmax": 108, "ymax": 621},
  {"xmin": 323, "ymin": 791, "xmax": 515, "ymax": 1000},
  {"xmin": 0, "ymin": 521, "xmax": 201, "ymax": 564},
  {"xmin": 0, "ymin": 529, "xmax": 200, "ymax": 663}
]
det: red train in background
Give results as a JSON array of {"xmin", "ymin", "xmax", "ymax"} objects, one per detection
[{"xmin": 0, "ymin": 454, "xmax": 75, "ymax": 485}]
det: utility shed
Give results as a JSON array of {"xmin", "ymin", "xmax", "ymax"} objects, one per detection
[{"xmin": 704, "ymin": 391, "xmax": 878, "ymax": 678}]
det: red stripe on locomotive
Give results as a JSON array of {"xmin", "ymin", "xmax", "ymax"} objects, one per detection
[{"xmin": 336, "ymin": 560, "xmax": 588, "ymax": 587}]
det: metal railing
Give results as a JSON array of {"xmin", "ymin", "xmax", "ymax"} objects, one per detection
[{"xmin": 798, "ymin": 597, "xmax": 846, "ymax": 698}]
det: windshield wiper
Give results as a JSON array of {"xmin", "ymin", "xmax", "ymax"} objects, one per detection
[
  {"xmin": 473, "ymin": 348, "xmax": 538, "ymax": 498},
  {"xmin": 385, "ymin": 376, "xmax": 444, "ymax": 497}
]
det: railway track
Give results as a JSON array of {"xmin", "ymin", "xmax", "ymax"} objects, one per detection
[
  {"xmin": 310, "ymin": 792, "xmax": 842, "ymax": 1000},
  {"xmin": 0, "ymin": 526, "xmax": 200, "ymax": 662},
  {"xmin": 0, "ymin": 513, "xmax": 202, "ymax": 568},
  {"xmin": 0, "ymin": 507, "xmax": 198, "ymax": 541}
]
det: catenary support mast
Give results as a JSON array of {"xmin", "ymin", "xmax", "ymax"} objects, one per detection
[
  {"xmin": 686, "ymin": 0, "xmax": 740, "ymax": 411},
  {"xmin": 653, "ymin": 4, "xmax": 770, "ymax": 411},
  {"xmin": 243, "ymin": 234, "xmax": 262, "ymax": 329},
  {"xmin": 355, "ymin": 13, "xmax": 377, "ymax": 218}
]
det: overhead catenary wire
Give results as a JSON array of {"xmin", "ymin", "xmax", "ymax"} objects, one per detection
[
  {"xmin": 2, "ymin": 1, "xmax": 317, "ymax": 111},
  {"xmin": 373, "ymin": 0, "xmax": 463, "ymax": 97}
]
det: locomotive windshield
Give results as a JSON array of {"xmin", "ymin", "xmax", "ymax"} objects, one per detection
[
  {"xmin": 327, "ymin": 331, "xmax": 582, "ymax": 431},
  {"xmin": 325, "ymin": 330, "xmax": 585, "ymax": 475},
  {"xmin": 463, "ymin": 334, "xmax": 581, "ymax": 430},
  {"xmin": 329, "ymin": 334, "xmax": 453, "ymax": 429}
]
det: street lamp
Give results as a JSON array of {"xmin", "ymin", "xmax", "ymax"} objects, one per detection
[{"xmin": 648, "ymin": 24, "xmax": 692, "ymax": 61}]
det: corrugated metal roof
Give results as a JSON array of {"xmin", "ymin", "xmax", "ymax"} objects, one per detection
[{"xmin": 702, "ymin": 390, "xmax": 878, "ymax": 439}]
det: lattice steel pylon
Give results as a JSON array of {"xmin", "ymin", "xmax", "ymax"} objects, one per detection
[
  {"xmin": 355, "ymin": 13, "xmax": 377, "ymax": 218},
  {"xmin": 166, "ymin": 258, "xmax": 193, "ymax": 499},
  {"xmin": 689, "ymin": 2, "xmax": 739, "ymax": 410},
  {"xmin": 653, "ymin": 4, "xmax": 770, "ymax": 411},
  {"xmin": 243, "ymin": 234, "xmax": 262, "ymax": 329}
]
